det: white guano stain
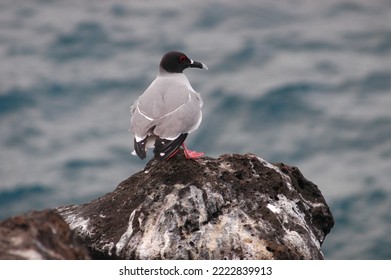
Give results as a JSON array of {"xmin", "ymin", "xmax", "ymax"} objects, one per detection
[
  {"xmin": 258, "ymin": 156, "xmax": 322, "ymax": 257},
  {"xmin": 137, "ymin": 192, "xmax": 179, "ymax": 259},
  {"xmin": 269, "ymin": 194, "xmax": 321, "ymax": 257},
  {"xmin": 64, "ymin": 214, "xmax": 91, "ymax": 236},
  {"xmin": 115, "ymin": 209, "xmax": 137, "ymax": 256}
]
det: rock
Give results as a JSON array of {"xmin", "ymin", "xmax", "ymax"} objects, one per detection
[
  {"xmin": 0, "ymin": 209, "xmax": 90, "ymax": 260},
  {"xmin": 57, "ymin": 153, "xmax": 334, "ymax": 260}
]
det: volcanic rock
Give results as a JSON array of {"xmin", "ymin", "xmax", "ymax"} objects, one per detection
[
  {"xmin": 0, "ymin": 209, "xmax": 90, "ymax": 259},
  {"xmin": 56, "ymin": 153, "xmax": 334, "ymax": 259}
]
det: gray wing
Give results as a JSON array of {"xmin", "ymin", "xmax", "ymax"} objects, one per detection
[{"xmin": 130, "ymin": 79, "xmax": 202, "ymax": 141}]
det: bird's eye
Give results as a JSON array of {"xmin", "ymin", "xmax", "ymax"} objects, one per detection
[{"xmin": 179, "ymin": 55, "xmax": 187, "ymax": 63}]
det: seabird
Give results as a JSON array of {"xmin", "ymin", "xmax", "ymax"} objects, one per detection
[{"xmin": 130, "ymin": 51, "xmax": 208, "ymax": 160}]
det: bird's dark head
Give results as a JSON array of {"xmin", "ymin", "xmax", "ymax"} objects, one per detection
[{"xmin": 159, "ymin": 51, "xmax": 208, "ymax": 73}]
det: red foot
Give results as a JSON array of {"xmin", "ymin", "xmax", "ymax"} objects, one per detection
[
  {"xmin": 182, "ymin": 143, "xmax": 204, "ymax": 159},
  {"xmin": 165, "ymin": 143, "xmax": 204, "ymax": 160}
]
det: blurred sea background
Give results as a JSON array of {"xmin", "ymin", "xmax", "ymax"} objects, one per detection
[{"xmin": 1, "ymin": 0, "xmax": 390, "ymax": 259}]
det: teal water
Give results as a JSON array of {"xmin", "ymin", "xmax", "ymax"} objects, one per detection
[{"xmin": 1, "ymin": 0, "xmax": 390, "ymax": 259}]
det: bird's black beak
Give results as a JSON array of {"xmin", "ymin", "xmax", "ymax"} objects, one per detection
[{"xmin": 189, "ymin": 60, "xmax": 208, "ymax": 70}]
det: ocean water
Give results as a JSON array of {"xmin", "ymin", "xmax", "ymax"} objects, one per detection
[{"xmin": 1, "ymin": 0, "xmax": 390, "ymax": 259}]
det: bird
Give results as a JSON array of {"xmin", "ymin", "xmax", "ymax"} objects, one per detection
[{"xmin": 130, "ymin": 51, "xmax": 208, "ymax": 160}]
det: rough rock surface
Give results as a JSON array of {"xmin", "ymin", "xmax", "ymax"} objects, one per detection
[
  {"xmin": 57, "ymin": 153, "xmax": 334, "ymax": 260},
  {"xmin": 0, "ymin": 209, "xmax": 90, "ymax": 259}
]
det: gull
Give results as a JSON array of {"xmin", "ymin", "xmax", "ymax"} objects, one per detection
[{"xmin": 130, "ymin": 51, "xmax": 208, "ymax": 160}]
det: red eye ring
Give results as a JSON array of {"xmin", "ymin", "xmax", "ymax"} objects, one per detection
[{"xmin": 179, "ymin": 55, "xmax": 187, "ymax": 63}]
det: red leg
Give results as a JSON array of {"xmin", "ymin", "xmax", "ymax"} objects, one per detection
[
  {"xmin": 182, "ymin": 143, "xmax": 204, "ymax": 159},
  {"xmin": 166, "ymin": 148, "xmax": 180, "ymax": 160}
]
